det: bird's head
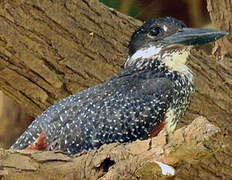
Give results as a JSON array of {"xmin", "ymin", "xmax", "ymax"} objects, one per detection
[{"xmin": 125, "ymin": 17, "xmax": 228, "ymax": 70}]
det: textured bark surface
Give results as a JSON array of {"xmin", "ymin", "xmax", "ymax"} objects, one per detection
[
  {"xmin": 0, "ymin": 0, "xmax": 141, "ymax": 117},
  {"xmin": 207, "ymin": 0, "xmax": 232, "ymax": 57},
  {"xmin": 0, "ymin": 92, "xmax": 32, "ymax": 148},
  {"xmin": 0, "ymin": 117, "xmax": 224, "ymax": 180},
  {"xmin": 0, "ymin": 0, "xmax": 231, "ymax": 179}
]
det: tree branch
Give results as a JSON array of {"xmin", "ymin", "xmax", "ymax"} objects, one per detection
[{"xmin": 0, "ymin": 117, "xmax": 223, "ymax": 180}]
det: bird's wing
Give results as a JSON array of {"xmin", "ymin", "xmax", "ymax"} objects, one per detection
[
  {"xmin": 137, "ymin": 77, "xmax": 175, "ymax": 97},
  {"xmin": 135, "ymin": 76, "xmax": 175, "ymax": 123},
  {"xmin": 10, "ymin": 82, "xmax": 111, "ymax": 150},
  {"xmin": 61, "ymin": 76, "xmax": 176, "ymax": 152},
  {"xmin": 11, "ymin": 75, "xmax": 175, "ymax": 153},
  {"xmin": 136, "ymin": 77, "xmax": 176, "ymax": 136}
]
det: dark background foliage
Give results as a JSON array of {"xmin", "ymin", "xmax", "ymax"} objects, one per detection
[{"xmin": 100, "ymin": 0, "xmax": 209, "ymax": 27}]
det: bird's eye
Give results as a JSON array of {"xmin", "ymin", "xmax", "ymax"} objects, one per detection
[{"xmin": 148, "ymin": 27, "xmax": 161, "ymax": 37}]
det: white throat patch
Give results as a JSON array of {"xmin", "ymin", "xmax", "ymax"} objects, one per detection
[
  {"xmin": 125, "ymin": 46, "xmax": 193, "ymax": 83},
  {"xmin": 131, "ymin": 46, "xmax": 162, "ymax": 60},
  {"xmin": 125, "ymin": 46, "xmax": 161, "ymax": 67}
]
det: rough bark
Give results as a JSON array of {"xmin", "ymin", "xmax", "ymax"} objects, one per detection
[
  {"xmin": 0, "ymin": 0, "xmax": 231, "ymax": 179},
  {"xmin": 0, "ymin": 92, "xmax": 32, "ymax": 148},
  {"xmin": 207, "ymin": 0, "xmax": 232, "ymax": 57},
  {"xmin": 0, "ymin": 0, "xmax": 141, "ymax": 117},
  {"xmin": 0, "ymin": 117, "xmax": 225, "ymax": 180}
]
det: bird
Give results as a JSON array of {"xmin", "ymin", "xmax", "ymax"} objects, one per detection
[{"xmin": 10, "ymin": 17, "xmax": 227, "ymax": 154}]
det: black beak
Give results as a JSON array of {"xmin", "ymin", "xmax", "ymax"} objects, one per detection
[{"xmin": 164, "ymin": 28, "xmax": 228, "ymax": 46}]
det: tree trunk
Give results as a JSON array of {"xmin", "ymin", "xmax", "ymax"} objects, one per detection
[{"xmin": 0, "ymin": 0, "xmax": 231, "ymax": 179}]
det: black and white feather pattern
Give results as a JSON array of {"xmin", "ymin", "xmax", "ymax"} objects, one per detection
[{"xmin": 11, "ymin": 59, "xmax": 194, "ymax": 154}]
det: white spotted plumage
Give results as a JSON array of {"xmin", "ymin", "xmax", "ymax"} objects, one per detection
[{"xmin": 11, "ymin": 17, "xmax": 197, "ymax": 154}]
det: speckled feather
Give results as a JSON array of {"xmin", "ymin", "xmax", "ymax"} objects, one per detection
[
  {"xmin": 11, "ymin": 59, "xmax": 193, "ymax": 154},
  {"xmin": 11, "ymin": 17, "xmax": 197, "ymax": 154}
]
